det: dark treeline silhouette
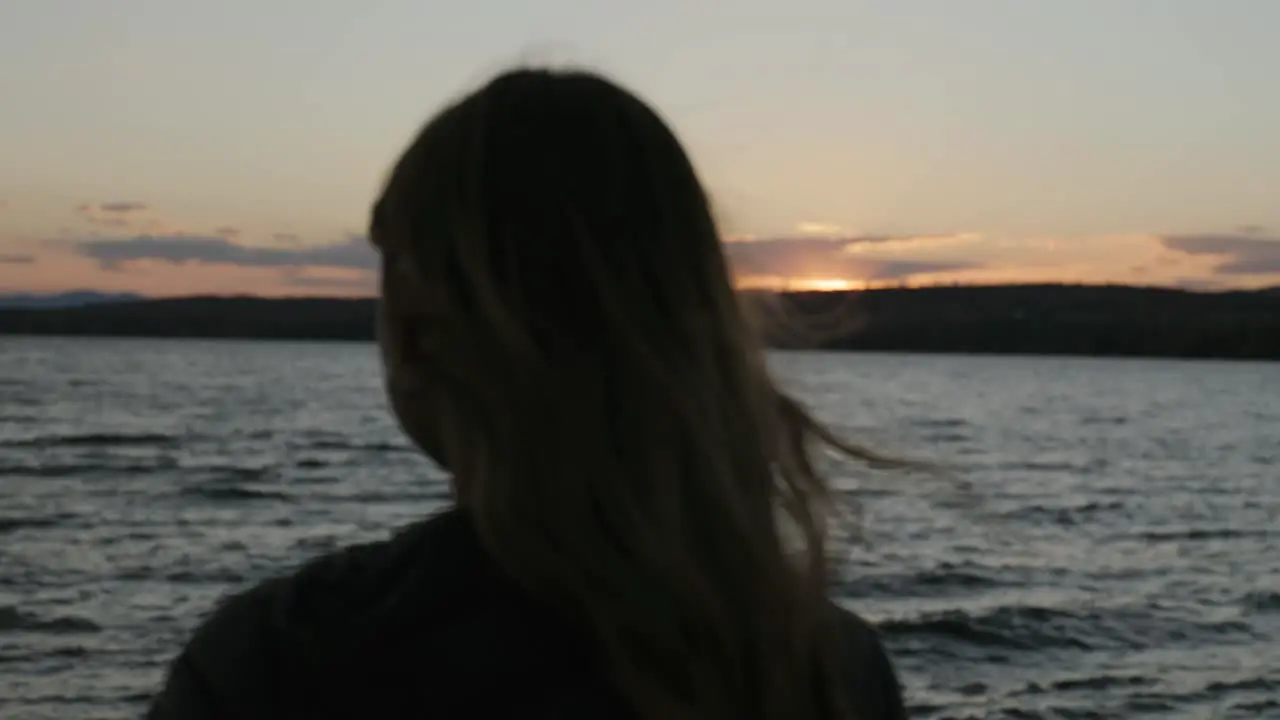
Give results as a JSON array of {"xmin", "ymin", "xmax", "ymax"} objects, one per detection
[
  {"xmin": 1, "ymin": 284, "xmax": 1278, "ymax": 359},
  {"xmin": 758, "ymin": 284, "xmax": 1280, "ymax": 359},
  {"xmin": 0, "ymin": 297, "xmax": 374, "ymax": 341}
]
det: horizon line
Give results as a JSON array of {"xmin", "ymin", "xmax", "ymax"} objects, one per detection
[{"xmin": 4, "ymin": 280, "xmax": 1279, "ymax": 304}]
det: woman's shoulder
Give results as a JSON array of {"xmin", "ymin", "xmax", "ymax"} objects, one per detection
[
  {"xmin": 147, "ymin": 509, "xmax": 483, "ymax": 717},
  {"xmin": 832, "ymin": 605, "xmax": 908, "ymax": 720},
  {"xmin": 145, "ymin": 573, "xmax": 292, "ymax": 718}
]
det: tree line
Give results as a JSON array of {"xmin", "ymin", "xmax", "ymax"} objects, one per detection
[{"xmin": 1, "ymin": 285, "xmax": 1278, "ymax": 360}]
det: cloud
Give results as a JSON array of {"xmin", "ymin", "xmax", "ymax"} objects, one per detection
[
  {"xmin": 72, "ymin": 233, "xmax": 377, "ymax": 272},
  {"xmin": 78, "ymin": 201, "xmax": 148, "ymax": 215},
  {"xmin": 281, "ymin": 273, "xmax": 376, "ymax": 291},
  {"xmin": 213, "ymin": 226, "xmax": 241, "ymax": 238},
  {"xmin": 843, "ymin": 232, "xmax": 981, "ymax": 255},
  {"xmin": 75, "ymin": 201, "xmax": 153, "ymax": 230},
  {"xmin": 863, "ymin": 259, "xmax": 976, "ymax": 279},
  {"xmin": 723, "ymin": 233, "xmax": 979, "ymax": 281},
  {"xmin": 68, "ymin": 228, "xmax": 975, "ymax": 284},
  {"xmin": 796, "ymin": 221, "xmax": 846, "ymax": 236},
  {"xmin": 0, "ymin": 254, "xmax": 35, "ymax": 265},
  {"xmin": 272, "ymin": 232, "xmax": 301, "ymax": 243},
  {"xmin": 1160, "ymin": 232, "xmax": 1280, "ymax": 275}
]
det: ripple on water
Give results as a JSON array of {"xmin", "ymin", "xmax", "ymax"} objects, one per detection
[
  {"xmin": 1242, "ymin": 590, "xmax": 1280, "ymax": 614},
  {"xmin": 0, "ymin": 432, "xmax": 181, "ymax": 449},
  {"xmin": 878, "ymin": 602, "xmax": 1258, "ymax": 656},
  {"xmin": 0, "ymin": 607, "xmax": 101, "ymax": 634},
  {"xmin": 178, "ymin": 485, "xmax": 293, "ymax": 502},
  {"xmin": 3, "ymin": 343, "xmax": 1278, "ymax": 719},
  {"xmin": 0, "ymin": 513, "xmax": 80, "ymax": 534}
]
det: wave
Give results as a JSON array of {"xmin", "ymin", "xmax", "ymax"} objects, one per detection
[
  {"xmin": 920, "ymin": 432, "xmax": 970, "ymax": 445},
  {"xmin": 908, "ymin": 417, "xmax": 970, "ymax": 430},
  {"xmin": 1205, "ymin": 677, "xmax": 1279, "ymax": 693},
  {"xmin": 305, "ymin": 440, "xmax": 416, "ymax": 453},
  {"xmin": 879, "ymin": 606, "xmax": 1091, "ymax": 652},
  {"xmin": 876, "ymin": 604, "xmax": 1257, "ymax": 655},
  {"xmin": 1080, "ymin": 414, "xmax": 1130, "ymax": 426},
  {"xmin": 1234, "ymin": 699, "xmax": 1280, "ymax": 714},
  {"xmin": 839, "ymin": 567, "xmax": 1006, "ymax": 598},
  {"xmin": 185, "ymin": 465, "xmax": 274, "ymax": 482},
  {"xmin": 338, "ymin": 488, "xmax": 454, "ymax": 504},
  {"xmin": 1047, "ymin": 675, "xmax": 1157, "ymax": 692},
  {"xmin": 1, "ymin": 432, "xmax": 178, "ymax": 448},
  {"xmin": 0, "ymin": 461, "xmax": 171, "ymax": 478},
  {"xmin": 1002, "ymin": 500, "xmax": 1128, "ymax": 526},
  {"xmin": 288, "ymin": 471, "xmax": 341, "ymax": 484},
  {"xmin": 0, "ymin": 646, "xmax": 90, "ymax": 667},
  {"xmin": 163, "ymin": 569, "xmax": 248, "ymax": 584},
  {"xmin": 180, "ymin": 485, "xmax": 291, "ymax": 502},
  {"xmin": 1134, "ymin": 528, "xmax": 1272, "ymax": 542},
  {"xmin": 0, "ymin": 607, "xmax": 100, "ymax": 634},
  {"xmin": 1242, "ymin": 590, "xmax": 1280, "ymax": 613},
  {"xmin": 993, "ymin": 460, "xmax": 1096, "ymax": 473},
  {"xmin": 0, "ymin": 513, "xmax": 78, "ymax": 534}
]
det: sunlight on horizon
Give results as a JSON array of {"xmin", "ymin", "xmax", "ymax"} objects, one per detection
[
  {"xmin": 736, "ymin": 275, "xmax": 872, "ymax": 292},
  {"xmin": 1, "ymin": 2, "xmax": 1279, "ymax": 296}
]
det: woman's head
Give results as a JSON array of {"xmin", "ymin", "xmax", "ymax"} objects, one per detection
[
  {"xmin": 371, "ymin": 68, "xmax": 745, "ymax": 479},
  {"xmin": 370, "ymin": 67, "xmax": 879, "ymax": 719}
]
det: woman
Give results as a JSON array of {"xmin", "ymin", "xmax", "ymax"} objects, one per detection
[{"xmin": 147, "ymin": 68, "xmax": 908, "ymax": 720}]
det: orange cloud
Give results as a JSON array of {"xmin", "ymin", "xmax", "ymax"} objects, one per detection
[
  {"xmin": 725, "ymin": 231, "xmax": 1280, "ymax": 291},
  {"xmin": 1, "ymin": 209, "xmax": 381, "ymax": 297},
  {"xmin": 724, "ymin": 232, "xmax": 982, "ymax": 286},
  {"xmin": 903, "ymin": 233, "xmax": 1243, "ymax": 288},
  {"xmin": 4, "ymin": 221, "xmax": 1278, "ymax": 298},
  {"xmin": 1160, "ymin": 230, "xmax": 1280, "ymax": 275},
  {"xmin": 795, "ymin": 221, "xmax": 845, "ymax": 235},
  {"xmin": 841, "ymin": 233, "xmax": 981, "ymax": 255}
]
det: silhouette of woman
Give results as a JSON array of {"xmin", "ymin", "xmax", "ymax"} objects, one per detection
[{"xmin": 147, "ymin": 67, "xmax": 908, "ymax": 720}]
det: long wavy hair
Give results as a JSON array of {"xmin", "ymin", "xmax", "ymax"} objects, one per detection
[{"xmin": 370, "ymin": 67, "xmax": 899, "ymax": 720}]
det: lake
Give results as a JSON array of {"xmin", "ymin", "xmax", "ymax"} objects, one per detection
[{"xmin": 1, "ymin": 337, "xmax": 1277, "ymax": 719}]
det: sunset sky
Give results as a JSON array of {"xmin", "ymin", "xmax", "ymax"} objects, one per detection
[{"xmin": 2, "ymin": 0, "xmax": 1278, "ymax": 296}]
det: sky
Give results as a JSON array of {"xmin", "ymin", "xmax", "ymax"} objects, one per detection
[{"xmin": 1, "ymin": 0, "xmax": 1279, "ymax": 297}]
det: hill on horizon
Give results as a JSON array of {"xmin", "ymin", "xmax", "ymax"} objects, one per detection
[
  {"xmin": 4, "ymin": 281, "xmax": 1279, "ymax": 304},
  {"xmin": 0, "ymin": 290, "xmax": 147, "ymax": 309},
  {"xmin": 2, "ymin": 283, "xmax": 1278, "ymax": 360},
  {"xmin": 4, "ymin": 281, "xmax": 1278, "ymax": 306}
]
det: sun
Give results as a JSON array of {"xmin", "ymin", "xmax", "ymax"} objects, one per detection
[
  {"xmin": 734, "ymin": 275, "xmax": 867, "ymax": 291},
  {"xmin": 787, "ymin": 277, "xmax": 864, "ymax": 291}
]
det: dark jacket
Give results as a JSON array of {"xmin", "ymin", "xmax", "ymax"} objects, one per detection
[{"xmin": 146, "ymin": 508, "xmax": 907, "ymax": 719}]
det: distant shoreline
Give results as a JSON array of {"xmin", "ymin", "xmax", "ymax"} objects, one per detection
[{"xmin": 2, "ymin": 284, "xmax": 1278, "ymax": 360}]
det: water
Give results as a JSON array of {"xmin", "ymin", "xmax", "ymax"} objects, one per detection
[{"xmin": 0, "ymin": 338, "xmax": 1276, "ymax": 719}]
